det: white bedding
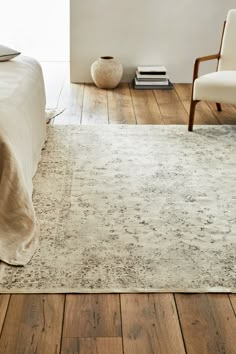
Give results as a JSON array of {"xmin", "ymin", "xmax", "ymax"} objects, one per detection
[{"xmin": 0, "ymin": 56, "xmax": 46, "ymax": 265}]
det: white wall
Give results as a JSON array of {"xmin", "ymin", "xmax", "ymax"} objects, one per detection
[
  {"xmin": 70, "ymin": 0, "xmax": 235, "ymax": 83},
  {"xmin": 0, "ymin": 0, "xmax": 69, "ymax": 61}
]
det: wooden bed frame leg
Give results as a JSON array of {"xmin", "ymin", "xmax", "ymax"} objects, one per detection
[
  {"xmin": 216, "ymin": 103, "xmax": 222, "ymax": 111},
  {"xmin": 188, "ymin": 100, "xmax": 198, "ymax": 131}
]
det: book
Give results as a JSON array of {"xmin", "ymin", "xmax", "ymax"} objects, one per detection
[
  {"xmin": 136, "ymin": 71, "xmax": 168, "ymax": 80},
  {"xmin": 133, "ymin": 79, "xmax": 173, "ymax": 90},
  {"xmin": 137, "ymin": 65, "xmax": 167, "ymax": 75},
  {"xmin": 136, "ymin": 78, "xmax": 169, "ymax": 83},
  {"xmin": 135, "ymin": 78, "xmax": 169, "ymax": 86}
]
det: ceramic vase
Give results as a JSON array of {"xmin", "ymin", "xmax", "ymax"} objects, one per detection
[{"xmin": 91, "ymin": 56, "xmax": 123, "ymax": 89}]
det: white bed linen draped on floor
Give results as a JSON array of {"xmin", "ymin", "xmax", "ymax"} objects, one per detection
[{"xmin": 0, "ymin": 56, "xmax": 46, "ymax": 265}]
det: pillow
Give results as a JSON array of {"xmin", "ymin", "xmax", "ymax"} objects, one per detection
[{"xmin": 0, "ymin": 44, "xmax": 21, "ymax": 62}]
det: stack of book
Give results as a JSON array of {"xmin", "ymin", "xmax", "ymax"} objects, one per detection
[{"xmin": 133, "ymin": 65, "xmax": 173, "ymax": 90}]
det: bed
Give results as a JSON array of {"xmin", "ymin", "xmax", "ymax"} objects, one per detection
[{"xmin": 0, "ymin": 56, "xmax": 46, "ymax": 265}]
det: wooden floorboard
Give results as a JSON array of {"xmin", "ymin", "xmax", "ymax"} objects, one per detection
[
  {"xmin": 41, "ymin": 62, "xmax": 68, "ymax": 109},
  {"xmin": 175, "ymin": 84, "xmax": 221, "ymax": 125},
  {"xmin": 0, "ymin": 295, "xmax": 10, "ymax": 335},
  {"xmin": 154, "ymin": 87, "xmax": 188, "ymax": 124},
  {"xmin": 1, "ymin": 67, "xmax": 235, "ymax": 353},
  {"xmin": 61, "ymin": 337, "xmax": 123, "ymax": 354},
  {"xmin": 107, "ymin": 83, "xmax": 136, "ymax": 124},
  {"xmin": 63, "ymin": 294, "xmax": 121, "ymax": 337},
  {"xmin": 229, "ymin": 294, "xmax": 236, "ymax": 315},
  {"xmin": 62, "ymin": 294, "xmax": 122, "ymax": 353},
  {"xmin": 54, "ymin": 80, "xmax": 85, "ymax": 125},
  {"xmin": 129, "ymin": 85, "xmax": 164, "ymax": 124},
  {"xmin": 175, "ymin": 294, "xmax": 236, "ymax": 354},
  {"xmin": 82, "ymin": 84, "xmax": 109, "ymax": 124},
  {"xmin": 207, "ymin": 102, "xmax": 236, "ymax": 125},
  {"xmin": 121, "ymin": 294, "xmax": 186, "ymax": 354},
  {"xmin": 0, "ymin": 294, "xmax": 65, "ymax": 354}
]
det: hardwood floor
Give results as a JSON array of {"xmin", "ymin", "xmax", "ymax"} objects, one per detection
[{"xmin": 0, "ymin": 62, "xmax": 236, "ymax": 354}]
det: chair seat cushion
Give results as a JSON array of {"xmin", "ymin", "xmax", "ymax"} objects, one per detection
[{"xmin": 193, "ymin": 71, "xmax": 236, "ymax": 104}]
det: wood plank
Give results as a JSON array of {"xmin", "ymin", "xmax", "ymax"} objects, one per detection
[
  {"xmin": 175, "ymin": 294, "xmax": 236, "ymax": 354},
  {"xmin": 121, "ymin": 294, "xmax": 185, "ymax": 354},
  {"xmin": 207, "ymin": 102, "xmax": 236, "ymax": 125},
  {"xmin": 95, "ymin": 337, "xmax": 123, "ymax": 354},
  {"xmin": 229, "ymin": 294, "xmax": 236, "ymax": 314},
  {"xmin": 129, "ymin": 85, "xmax": 164, "ymax": 124},
  {"xmin": 175, "ymin": 84, "xmax": 220, "ymax": 125},
  {"xmin": 82, "ymin": 84, "xmax": 108, "ymax": 124},
  {"xmin": 107, "ymin": 83, "xmax": 136, "ymax": 124},
  {"xmin": 153, "ymin": 88, "xmax": 188, "ymax": 124},
  {"xmin": 61, "ymin": 337, "xmax": 123, "ymax": 354},
  {"xmin": 174, "ymin": 83, "xmax": 192, "ymax": 101},
  {"xmin": 0, "ymin": 294, "xmax": 64, "ymax": 354},
  {"xmin": 63, "ymin": 294, "xmax": 121, "ymax": 338},
  {"xmin": 0, "ymin": 295, "xmax": 10, "ymax": 335},
  {"xmin": 53, "ymin": 80, "xmax": 84, "ymax": 125},
  {"xmin": 41, "ymin": 62, "xmax": 68, "ymax": 109}
]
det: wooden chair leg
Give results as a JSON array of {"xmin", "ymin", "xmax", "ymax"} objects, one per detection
[
  {"xmin": 216, "ymin": 103, "xmax": 222, "ymax": 111},
  {"xmin": 188, "ymin": 100, "xmax": 198, "ymax": 131}
]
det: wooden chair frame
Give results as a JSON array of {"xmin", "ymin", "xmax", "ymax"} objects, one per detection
[{"xmin": 188, "ymin": 21, "xmax": 226, "ymax": 131}]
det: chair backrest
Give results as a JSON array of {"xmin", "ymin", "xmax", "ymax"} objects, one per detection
[{"xmin": 218, "ymin": 9, "xmax": 236, "ymax": 71}]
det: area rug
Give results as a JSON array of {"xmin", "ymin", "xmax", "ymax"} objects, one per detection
[{"xmin": 0, "ymin": 125, "xmax": 235, "ymax": 293}]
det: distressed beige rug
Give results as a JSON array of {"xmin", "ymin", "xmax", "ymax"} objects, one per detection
[{"xmin": 0, "ymin": 125, "xmax": 236, "ymax": 293}]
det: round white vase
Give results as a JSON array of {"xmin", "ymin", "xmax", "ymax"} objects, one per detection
[{"xmin": 91, "ymin": 56, "xmax": 123, "ymax": 89}]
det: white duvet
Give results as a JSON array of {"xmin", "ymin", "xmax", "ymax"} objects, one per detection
[{"xmin": 0, "ymin": 56, "xmax": 46, "ymax": 265}]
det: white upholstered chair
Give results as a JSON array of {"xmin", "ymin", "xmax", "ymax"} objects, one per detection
[{"xmin": 188, "ymin": 9, "xmax": 236, "ymax": 131}]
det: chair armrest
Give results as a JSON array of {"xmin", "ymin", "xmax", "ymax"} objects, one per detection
[
  {"xmin": 193, "ymin": 53, "xmax": 220, "ymax": 81},
  {"xmin": 196, "ymin": 53, "xmax": 220, "ymax": 63}
]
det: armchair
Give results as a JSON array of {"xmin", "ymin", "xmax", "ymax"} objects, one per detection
[{"xmin": 188, "ymin": 9, "xmax": 236, "ymax": 131}]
